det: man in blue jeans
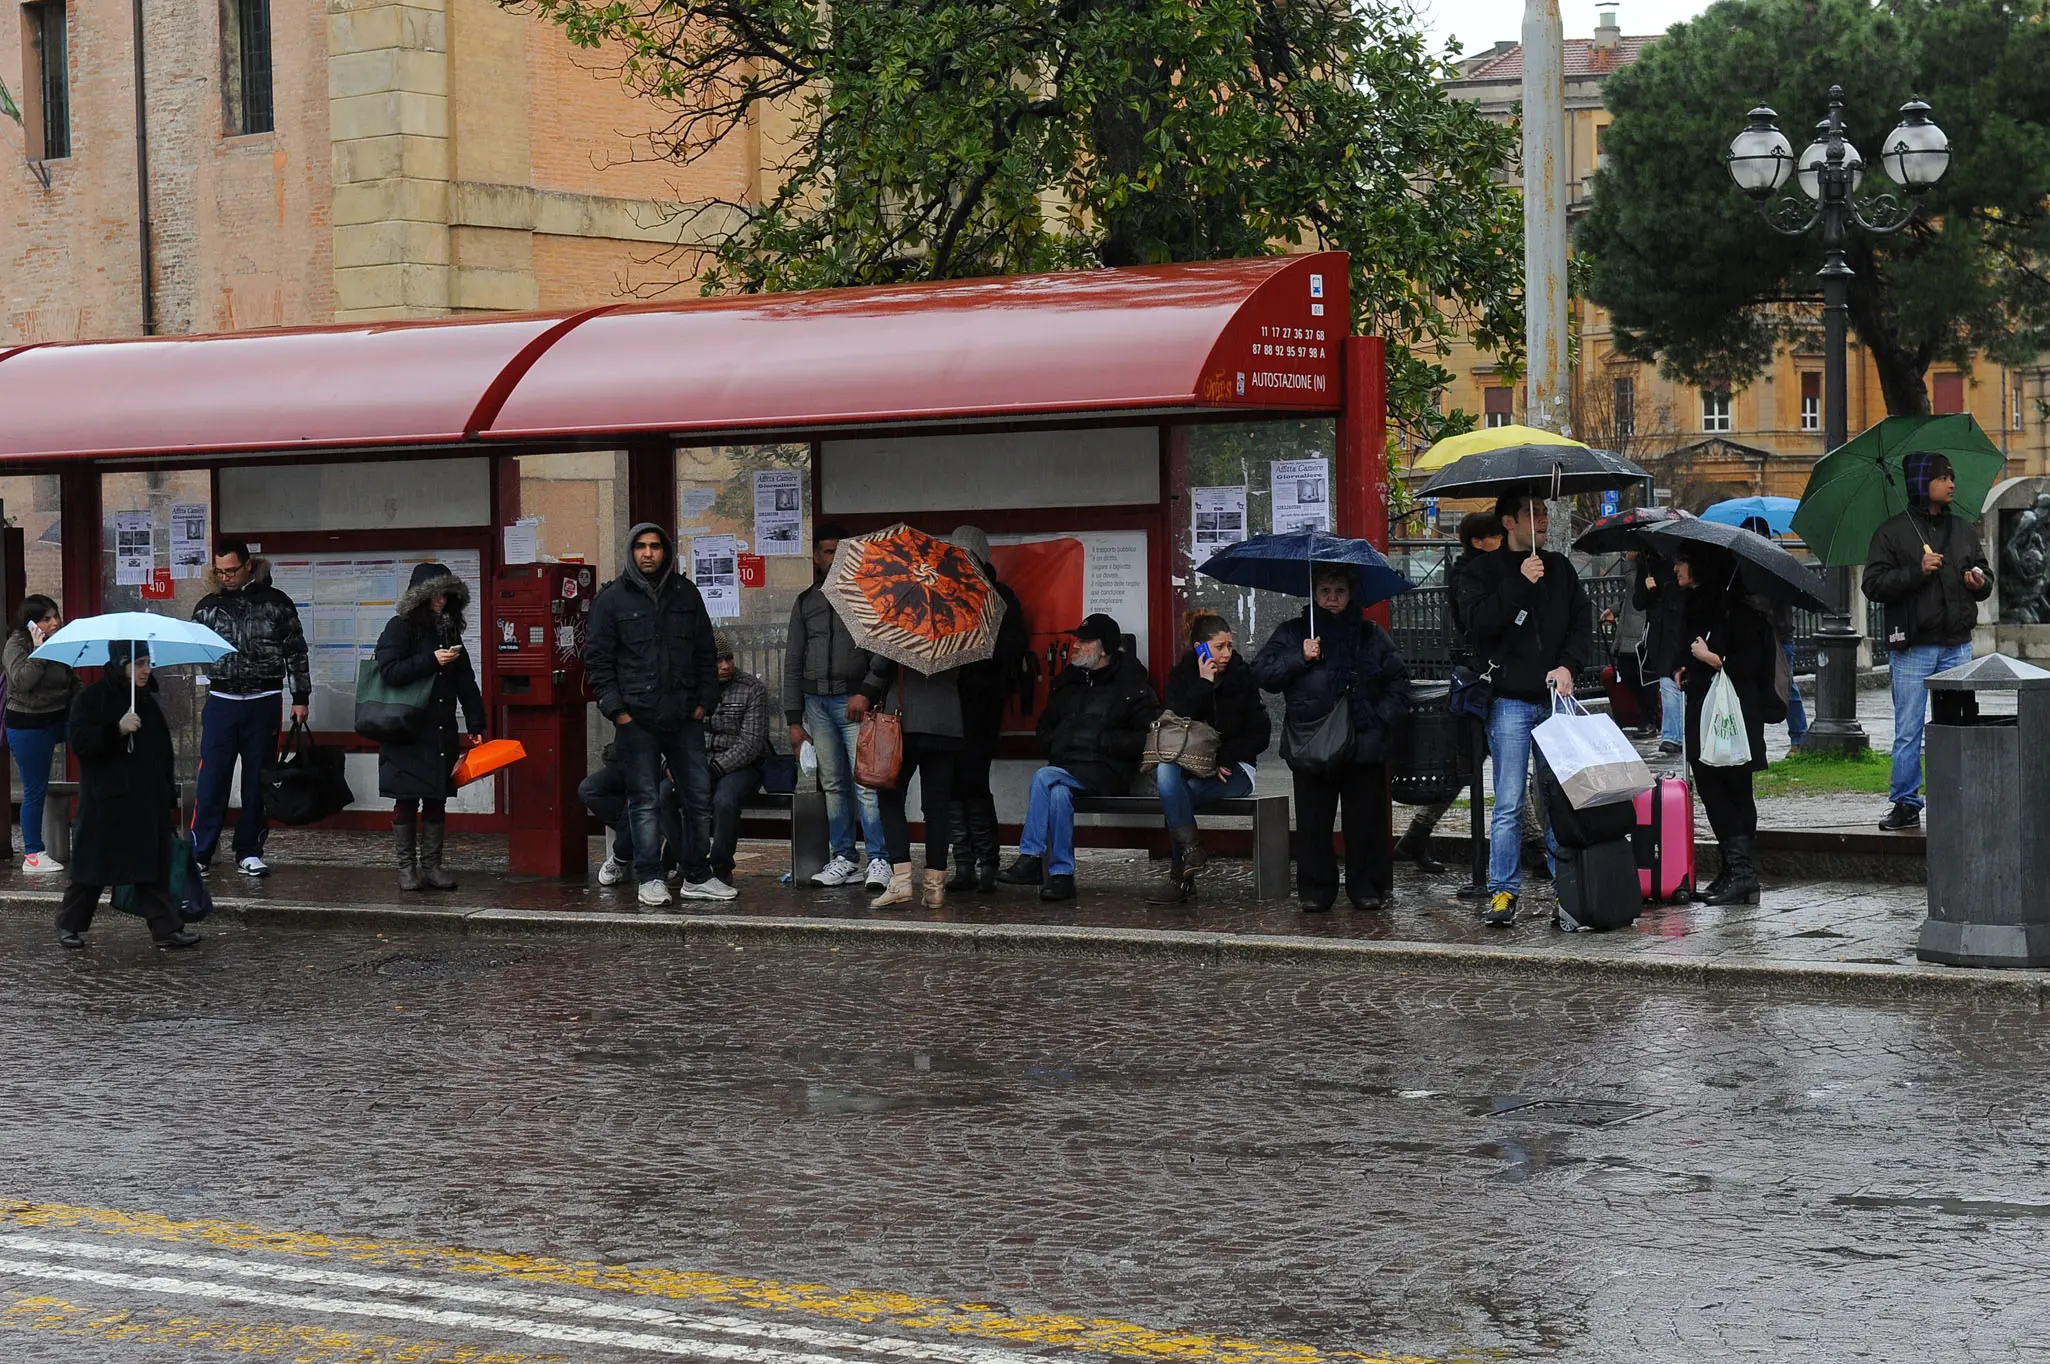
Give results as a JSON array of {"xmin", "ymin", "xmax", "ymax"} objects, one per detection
[
  {"xmin": 783, "ymin": 522, "xmax": 889, "ymax": 892},
  {"xmin": 1457, "ymin": 492, "xmax": 1593, "ymax": 926},
  {"xmin": 1863, "ymin": 451, "xmax": 1991, "ymax": 830},
  {"xmin": 190, "ymin": 539, "xmax": 310, "ymax": 876}
]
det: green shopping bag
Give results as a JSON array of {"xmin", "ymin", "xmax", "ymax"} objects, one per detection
[{"xmin": 352, "ymin": 657, "xmax": 435, "ymax": 742}]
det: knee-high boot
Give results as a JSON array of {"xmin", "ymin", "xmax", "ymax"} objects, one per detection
[
  {"xmin": 945, "ymin": 802, "xmax": 977, "ymax": 892},
  {"xmin": 419, "ymin": 819, "xmax": 458, "ymax": 890},
  {"xmin": 967, "ymin": 799, "xmax": 1001, "ymax": 893},
  {"xmin": 394, "ymin": 811, "xmax": 422, "ymax": 892}
]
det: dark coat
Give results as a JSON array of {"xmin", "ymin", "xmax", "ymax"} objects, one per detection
[
  {"xmin": 1443, "ymin": 548, "xmax": 1483, "ymax": 667},
  {"xmin": 374, "ymin": 576, "xmax": 484, "ymax": 800},
  {"xmin": 67, "ymin": 673, "xmax": 176, "ymax": 888},
  {"xmin": 1635, "ymin": 553, "xmax": 1689, "ymax": 676},
  {"xmin": 1252, "ymin": 608, "xmax": 1413, "ymax": 764},
  {"xmin": 956, "ymin": 576, "xmax": 1028, "ymax": 747},
  {"xmin": 1162, "ymin": 651, "xmax": 1271, "ymax": 767},
  {"xmin": 781, "ymin": 580, "xmax": 874, "ymax": 721},
  {"xmin": 1863, "ymin": 507, "xmax": 1993, "ymax": 651},
  {"xmin": 585, "ymin": 523, "xmax": 720, "ymax": 730},
  {"xmin": 1681, "ymin": 586, "xmax": 1778, "ymax": 774},
  {"xmin": 191, "ymin": 559, "xmax": 312, "ymax": 703},
  {"xmin": 1459, "ymin": 544, "xmax": 1594, "ymax": 703},
  {"xmin": 1036, "ymin": 651, "xmax": 1160, "ymax": 795}
]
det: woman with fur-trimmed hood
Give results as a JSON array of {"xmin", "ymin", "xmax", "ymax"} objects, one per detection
[{"xmin": 373, "ymin": 562, "xmax": 484, "ymax": 891}]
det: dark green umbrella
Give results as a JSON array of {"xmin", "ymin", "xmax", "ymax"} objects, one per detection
[{"xmin": 1791, "ymin": 414, "xmax": 2007, "ymax": 567}]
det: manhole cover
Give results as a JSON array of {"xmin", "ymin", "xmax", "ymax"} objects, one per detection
[{"xmin": 1486, "ymin": 1097, "xmax": 1661, "ymax": 1126}]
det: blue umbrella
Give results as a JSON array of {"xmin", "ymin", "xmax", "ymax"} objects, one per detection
[
  {"xmin": 1196, "ymin": 533, "xmax": 1415, "ymax": 636},
  {"xmin": 33, "ymin": 612, "xmax": 237, "ymax": 731},
  {"xmin": 1701, "ymin": 496, "xmax": 1799, "ymax": 534}
]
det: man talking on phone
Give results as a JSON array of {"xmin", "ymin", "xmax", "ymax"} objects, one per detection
[{"xmin": 1457, "ymin": 492, "xmax": 1592, "ymax": 927}]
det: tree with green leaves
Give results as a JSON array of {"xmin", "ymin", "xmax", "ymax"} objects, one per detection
[
  {"xmin": 1579, "ymin": 0, "xmax": 2050, "ymax": 416},
  {"xmin": 510, "ymin": 0, "xmax": 1525, "ymax": 436}
]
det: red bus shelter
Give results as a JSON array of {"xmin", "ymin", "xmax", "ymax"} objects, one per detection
[{"xmin": 0, "ymin": 252, "xmax": 1385, "ymax": 873}]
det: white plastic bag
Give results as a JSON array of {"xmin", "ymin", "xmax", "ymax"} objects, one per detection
[
  {"xmin": 1532, "ymin": 693, "xmax": 1656, "ymax": 809},
  {"xmin": 799, "ymin": 740, "xmax": 818, "ymax": 774},
  {"xmin": 1698, "ymin": 671, "xmax": 1752, "ymax": 767}
]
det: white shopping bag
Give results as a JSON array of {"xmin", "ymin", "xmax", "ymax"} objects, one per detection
[
  {"xmin": 1533, "ymin": 693, "xmax": 1656, "ymax": 809},
  {"xmin": 1698, "ymin": 671, "xmax": 1753, "ymax": 767}
]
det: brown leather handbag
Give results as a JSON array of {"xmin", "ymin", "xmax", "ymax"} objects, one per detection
[{"xmin": 854, "ymin": 696, "xmax": 904, "ymax": 790}]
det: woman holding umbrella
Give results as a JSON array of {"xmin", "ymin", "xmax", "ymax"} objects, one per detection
[{"xmin": 1253, "ymin": 564, "xmax": 1413, "ymax": 912}]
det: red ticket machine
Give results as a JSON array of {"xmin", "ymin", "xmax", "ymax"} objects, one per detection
[{"xmin": 493, "ymin": 563, "xmax": 597, "ymax": 876}]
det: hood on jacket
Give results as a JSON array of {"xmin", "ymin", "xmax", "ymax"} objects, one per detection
[
  {"xmin": 624, "ymin": 522, "xmax": 677, "ymax": 588},
  {"xmin": 207, "ymin": 555, "xmax": 275, "ymax": 592},
  {"xmin": 397, "ymin": 563, "xmax": 470, "ymax": 617},
  {"xmin": 1906, "ymin": 450, "xmax": 1955, "ymax": 517}
]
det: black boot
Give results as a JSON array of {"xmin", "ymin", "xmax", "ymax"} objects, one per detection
[
  {"xmin": 997, "ymin": 854, "xmax": 1043, "ymax": 886},
  {"xmin": 1703, "ymin": 835, "xmax": 1759, "ymax": 905},
  {"xmin": 1146, "ymin": 824, "xmax": 1204, "ymax": 905},
  {"xmin": 967, "ymin": 801, "xmax": 1001, "ymax": 894},
  {"xmin": 394, "ymin": 816, "xmax": 422, "ymax": 892},
  {"xmin": 1393, "ymin": 826, "xmax": 1448, "ymax": 874},
  {"xmin": 419, "ymin": 820, "xmax": 458, "ymax": 891},
  {"xmin": 944, "ymin": 802, "xmax": 977, "ymax": 891}
]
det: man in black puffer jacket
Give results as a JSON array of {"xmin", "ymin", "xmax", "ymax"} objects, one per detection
[
  {"xmin": 585, "ymin": 523, "xmax": 722, "ymax": 907},
  {"xmin": 1457, "ymin": 491, "xmax": 1593, "ymax": 927},
  {"xmin": 997, "ymin": 613, "xmax": 1159, "ymax": 901}
]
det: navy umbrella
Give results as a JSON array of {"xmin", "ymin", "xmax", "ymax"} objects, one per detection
[{"xmin": 1196, "ymin": 533, "xmax": 1415, "ymax": 637}]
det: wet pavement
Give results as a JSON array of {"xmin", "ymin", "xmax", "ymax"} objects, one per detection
[{"xmin": 3, "ymin": 913, "xmax": 2048, "ymax": 1361}]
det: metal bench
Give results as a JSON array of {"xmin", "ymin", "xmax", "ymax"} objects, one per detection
[
  {"xmin": 1069, "ymin": 792, "xmax": 1292, "ymax": 899},
  {"xmin": 739, "ymin": 790, "xmax": 830, "ymax": 882}
]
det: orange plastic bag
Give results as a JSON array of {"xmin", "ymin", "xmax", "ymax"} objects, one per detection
[{"xmin": 453, "ymin": 738, "xmax": 526, "ymax": 787}]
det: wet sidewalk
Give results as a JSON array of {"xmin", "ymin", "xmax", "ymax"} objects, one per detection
[{"xmin": 1, "ymin": 821, "xmax": 2033, "ymax": 1001}]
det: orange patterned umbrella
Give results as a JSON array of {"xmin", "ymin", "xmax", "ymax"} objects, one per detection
[{"xmin": 822, "ymin": 523, "xmax": 1006, "ymax": 673}]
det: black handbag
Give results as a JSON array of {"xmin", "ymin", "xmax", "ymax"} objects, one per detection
[
  {"xmin": 1281, "ymin": 695, "xmax": 1354, "ymax": 776},
  {"xmin": 263, "ymin": 720, "xmax": 355, "ymax": 825},
  {"xmin": 1447, "ymin": 664, "xmax": 1493, "ymax": 721}
]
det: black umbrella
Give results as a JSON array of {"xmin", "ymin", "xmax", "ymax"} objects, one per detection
[
  {"xmin": 1419, "ymin": 444, "xmax": 1651, "ymax": 500},
  {"xmin": 1637, "ymin": 517, "xmax": 1828, "ymax": 611},
  {"xmin": 1571, "ymin": 506, "xmax": 1691, "ymax": 555}
]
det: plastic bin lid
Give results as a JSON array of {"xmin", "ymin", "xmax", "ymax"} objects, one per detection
[{"xmin": 1926, "ymin": 653, "xmax": 2050, "ymax": 691}]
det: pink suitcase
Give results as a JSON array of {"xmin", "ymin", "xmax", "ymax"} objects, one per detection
[{"xmin": 1632, "ymin": 777, "xmax": 1695, "ymax": 902}]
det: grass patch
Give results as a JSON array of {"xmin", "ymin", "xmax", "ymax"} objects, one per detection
[{"xmin": 1753, "ymin": 746, "xmax": 1894, "ymax": 799}]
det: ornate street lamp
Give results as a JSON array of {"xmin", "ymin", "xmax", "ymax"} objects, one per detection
[{"xmin": 1725, "ymin": 86, "xmax": 1951, "ymax": 755}]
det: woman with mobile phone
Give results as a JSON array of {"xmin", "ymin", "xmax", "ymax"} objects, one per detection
[
  {"xmin": 5, "ymin": 594, "xmax": 78, "ymax": 872},
  {"xmin": 1149, "ymin": 614, "xmax": 1269, "ymax": 903},
  {"xmin": 373, "ymin": 563, "xmax": 484, "ymax": 891}
]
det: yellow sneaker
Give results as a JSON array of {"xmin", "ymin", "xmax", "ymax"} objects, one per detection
[{"xmin": 1482, "ymin": 890, "xmax": 1519, "ymax": 927}]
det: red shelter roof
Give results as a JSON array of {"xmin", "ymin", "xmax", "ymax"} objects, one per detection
[{"xmin": 0, "ymin": 254, "xmax": 1348, "ymax": 462}]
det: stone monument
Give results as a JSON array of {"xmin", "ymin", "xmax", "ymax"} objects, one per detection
[{"xmin": 1976, "ymin": 476, "xmax": 2050, "ymax": 660}]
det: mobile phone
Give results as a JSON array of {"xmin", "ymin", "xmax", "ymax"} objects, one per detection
[{"xmin": 1195, "ymin": 641, "xmax": 1213, "ymax": 665}]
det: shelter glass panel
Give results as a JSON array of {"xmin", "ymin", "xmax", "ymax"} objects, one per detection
[
  {"xmin": 100, "ymin": 470, "xmax": 213, "ymax": 785},
  {"xmin": 676, "ymin": 443, "xmax": 812, "ymax": 725},
  {"xmin": 0, "ymin": 475, "xmax": 65, "ymax": 615}
]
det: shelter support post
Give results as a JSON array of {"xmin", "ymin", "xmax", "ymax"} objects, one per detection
[
  {"xmin": 1337, "ymin": 335, "xmax": 1389, "ymax": 622},
  {"xmin": 60, "ymin": 468, "xmax": 101, "ymax": 618},
  {"xmin": 627, "ymin": 440, "xmax": 676, "ymax": 543}
]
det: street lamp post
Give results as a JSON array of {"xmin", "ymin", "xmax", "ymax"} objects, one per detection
[{"xmin": 1725, "ymin": 87, "xmax": 1951, "ymax": 756}]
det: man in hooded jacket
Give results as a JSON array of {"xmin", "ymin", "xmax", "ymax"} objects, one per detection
[
  {"xmin": 585, "ymin": 523, "xmax": 725, "ymax": 906},
  {"xmin": 1863, "ymin": 450, "xmax": 1993, "ymax": 831}
]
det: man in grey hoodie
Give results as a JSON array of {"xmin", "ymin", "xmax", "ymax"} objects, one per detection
[
  {"xmin": 783, "ymin": 521, "xmax": 889, "ymax": 892},
  {"xmin": 584, "ymin": 523, "xmax": 727, "ymax": 907}
]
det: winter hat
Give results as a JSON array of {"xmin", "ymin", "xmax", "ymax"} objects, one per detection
[
  {"xmin": 714, "ymin": 630, "xmax": 736, "ymax": 659},
  {"xmin": 949, "ymin": 525, "xmax": 991, "ymax": 566},
  {"xmin": 1905, "ymin": 450, "xmax": 1955, "ymax": 514}
]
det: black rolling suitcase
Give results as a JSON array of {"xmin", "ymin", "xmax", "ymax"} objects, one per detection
[{"xmin": 1553, "ymin": 837, "xmax": 1642, "ymax": 932}]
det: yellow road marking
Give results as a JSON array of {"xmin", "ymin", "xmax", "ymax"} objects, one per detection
[
  {"xmin": 0, "ymin": 1200, "xmax": 1475, "ymax": 1364},
  {"xmin": 0, "ymin": 1292, "xmax": 565, "ymax": 1362}
]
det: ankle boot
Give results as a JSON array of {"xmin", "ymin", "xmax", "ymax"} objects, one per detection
[
  {"xmin": 922, "ymin": 868, "xmax": 948, "ymax": 908},
  {"xmin": 944, "ymin": 838, "xmax": 977, "ymax": 892},
  {"xmin": 870, "ymin": 862, "xmax": 915, "ymax": 908},
  {"xmin": 1394, "ymin": 825, "xmax": 1449, "ymax": 874},
  {"xmin": 419, "ymin": 821, "xmax": 458, "ymax": 890},
  {"xmin": 394, "ymin": 817, "xmax": 422, "ymax": 892},
  {"xmin": 1703, "ymin": 835, "xmax": 1759, "ymax": 905}
]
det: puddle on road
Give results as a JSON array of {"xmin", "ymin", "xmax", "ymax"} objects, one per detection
[{"xmin": 1834, "ymin": 1193, "xmax": 2050, "ymax": 1219}]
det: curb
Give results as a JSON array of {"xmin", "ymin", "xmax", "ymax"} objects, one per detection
[{"xmin": 9, "ymin": 889, "xmax": 2044, "ymax": 1006}]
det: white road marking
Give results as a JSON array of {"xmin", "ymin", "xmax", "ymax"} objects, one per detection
[{"xmin": 0, "ymin": 1235, "xmax": 1044, "ymax": 1364}]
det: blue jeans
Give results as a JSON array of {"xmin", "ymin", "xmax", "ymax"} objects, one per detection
[
  {"xmin": 7, "ymin": 723, "xmax": 59, "ymax": 855},
  {"xmin": 1487, "ymin": 696, "xmax": 1557, "ymax": 896},
  {"xmin": 577, "ymin": 764, "xmax": 679, "ymax": 870},
  {"xmin": 617, "ymin": 719, "xmax": 713, "ymax": 884},
  {"xmin": 1783, "ymin": 640, "xmax": 1808, "ymax": 745},
  {"xmin": 1155, "ymin": 761, "xmax": 1255, "ymax": 828},
  {"xmin": 1889, "ymin": 642, "xmax": 1973, "ymax": 810},
  {"xmin": 709, "ymin": 765, "xmax": 762, "ymax": 880},
  {"xmin": 1017, "ymin": 766, "xmax": 1089, "ymax": 877},
  {"xmin": 1659, "ymin": 676, "xmax": 1684, "ymax": 747},
  {"xmin": 193, "ymin": 694, "xmax": 283, "ymax": 863},
  {"xmin": 805, "ymin": 694, "xmax": 886, "ymax": 863}
]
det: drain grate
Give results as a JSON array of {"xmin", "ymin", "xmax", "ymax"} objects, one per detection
[{"xmin": 1486, "ymin": 1096, "xmax": 1662, "ymax": 1126}]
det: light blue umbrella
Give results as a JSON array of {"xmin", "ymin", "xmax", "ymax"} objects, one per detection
[
  {"xmin": 33, "ymin": 612, "xmax": 236, "ymax": 730},
  {"xmin": 1701, "ymin": 496, "xmax": 1799, "ymax": 534}
]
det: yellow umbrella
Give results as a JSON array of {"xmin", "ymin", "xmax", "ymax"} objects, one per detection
[{"xmin": 1413, "ymin": 423, "xmax": 1588, "ymax": 473}]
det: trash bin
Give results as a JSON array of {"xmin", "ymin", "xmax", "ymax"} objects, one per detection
[
  {"xmin": 1916, "ymin": 654, "xmax": 2050, "ymax": 967},
  {"xmin": 1390, "ymin": 680, "xmax": 1471, "ymax": 807}
]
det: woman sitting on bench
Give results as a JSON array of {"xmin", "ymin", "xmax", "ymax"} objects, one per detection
[{"xmin": 1149, "ymin": 613, "xmax": 1270, "ymax": 904}]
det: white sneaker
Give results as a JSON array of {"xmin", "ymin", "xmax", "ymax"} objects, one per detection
[
  {"xmin": 864, "ymin": 858, "xmax": 891, "ymax": 893},
  {"xmin": 811, "ymin": 854, "xmax": 859, "ymax": 887},
  {"xmin": 21, "ymin": 852, "xmax": 63, "ymax": 874},
  {"xmin": 597, "ymin": 856, "xmax": 626, "ymax": 887},
  {"xmin": 238, "ymin": 856, "xmax": 269, "ymax": 877},
  {"xmin": 637, "ymin": 879, "xmax": 673, "ymax": 907},
  {"xmin": 681, "ymin": 877, "xmax": 739, "ymax": 901}
]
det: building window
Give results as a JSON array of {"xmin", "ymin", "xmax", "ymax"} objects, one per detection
[
  {"xmin": 1612, "ymin": 377, "xmax": 1634, "ymax": 439},
  {"xmin": 1701, "ymin": 388, "xmax": 1732, "ymax": 433},
  {"xmin": 221, "ymin": 0, "xmax": 274, "ymax": 135},
  {"xmin": 1933, "ymin": 372, "xmax": 1965, "ymax": 416},
  {"xmin": 22, "ymin": 0, "xmax": 69, "ymax": 160},
  {"xmin": 1484, "ymin": 386, "xmax": 1514, "ymax": 428},
  {"xmin": 1800, "ymin": 373, "xmax": 1821, "ymax": 432}
]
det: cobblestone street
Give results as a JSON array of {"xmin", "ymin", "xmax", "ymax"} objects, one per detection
[{"xmin": 3, "ymin": 913, "xmax": 2047, "ymax": 1361}]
